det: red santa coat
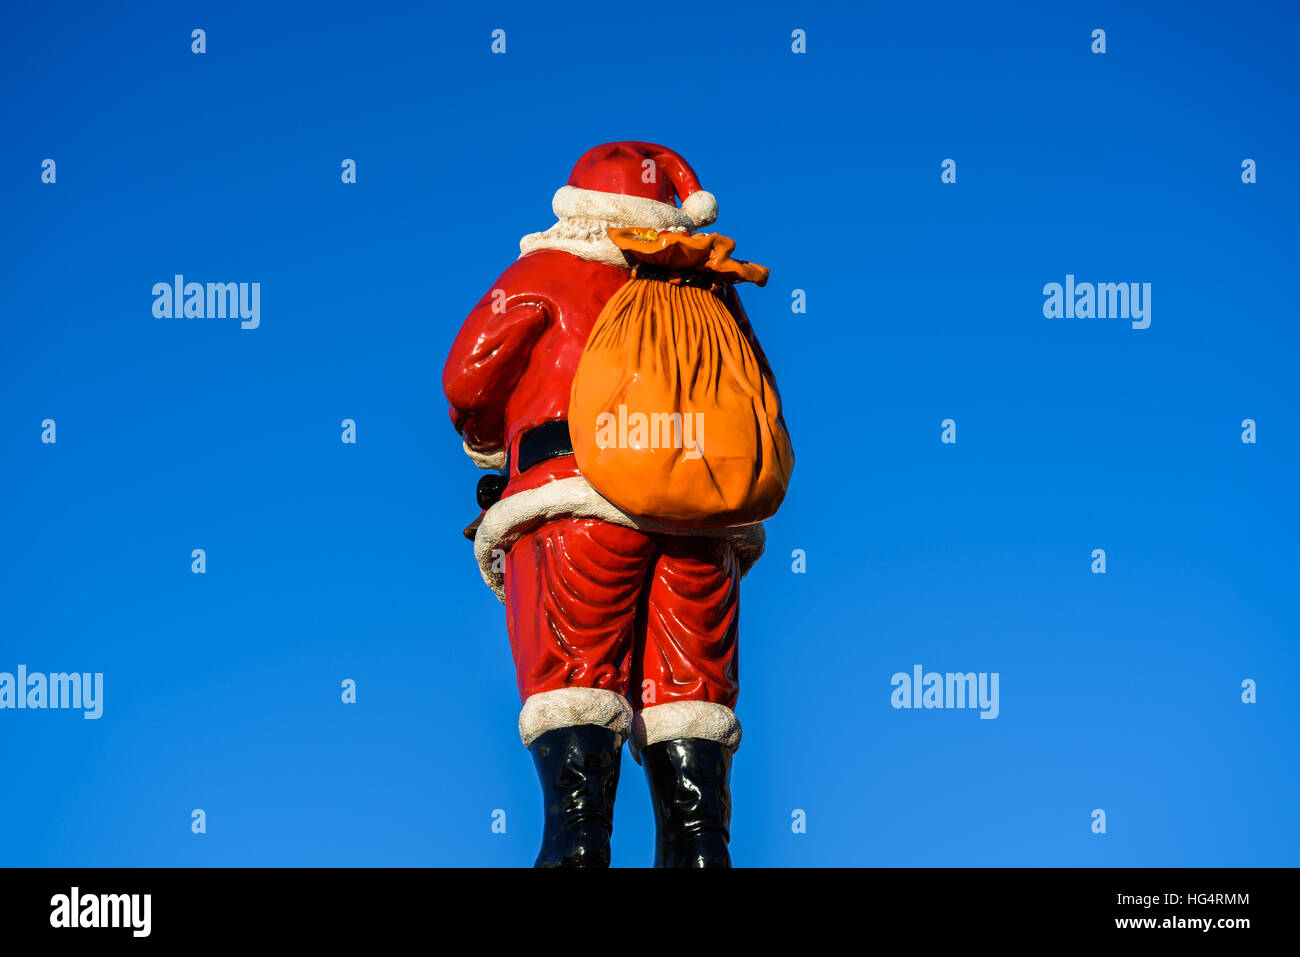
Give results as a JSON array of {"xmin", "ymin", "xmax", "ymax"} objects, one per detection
[{"xmin": 443, "ymin": 246, "xmax": 767, "ymax": 603}]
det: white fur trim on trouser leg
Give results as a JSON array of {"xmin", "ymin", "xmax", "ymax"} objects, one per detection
[
  {"xmin": 630, "ymin": 701, "xmax": 741, "ymax": 760},
  {"xmin": 462, "ymin": 440, "xmax": 505, "ymax": 470},
  {"xmin": 473, "ymin": 474, "xmax": 766, "ymax": 603},
  {"xmin": 518, "ymin": 687, "xmax": 634, "ymax": 749}
]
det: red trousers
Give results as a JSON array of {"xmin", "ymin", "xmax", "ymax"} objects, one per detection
[{"xmin": 504, "ymin": 517, "xmax": 739, "ymax": 709}]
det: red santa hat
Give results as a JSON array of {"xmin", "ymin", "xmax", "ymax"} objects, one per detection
[
  {"xmin": 554, "ymin": 141, "xmax": 718, "ymax": 229},
  {"xmin": 520, "ymin": 142, "xmax": 719, "ymax": 265}
]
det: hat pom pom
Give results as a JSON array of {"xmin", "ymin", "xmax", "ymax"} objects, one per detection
[{"xmin": 681, "ymin": 190, "xmax": 718, "ymax": 228}]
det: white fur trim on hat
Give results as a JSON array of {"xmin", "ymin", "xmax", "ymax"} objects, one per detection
[
  {"xmin": 680, "ymin": 189, "xmax": 718, "ymax": 228},
  {"xmin": 462, "ymin": 441, "xmax": 505, "ymax": 471},
  {"xmin": 551, "ymin": 185, "xmax": 696, "ymax": 231},
  {"xmin": 473, "ymin": 474, "xmax": 766, "ymax": 603},
  {"xmin": 630, "ymin": 701, "xmax": 741, "ymax": 760},
  {"xmin": 519, "ymin": 687, "xmax": 634, "ymax": 748},
  {"xmin": 518, "ymin": 184, "xmax": 714, "ymax": 267}
]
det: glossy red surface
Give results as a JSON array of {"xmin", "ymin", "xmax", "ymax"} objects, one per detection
[{"xmin": 442, "ymin": 249, "xmax": 626, "ymax": 493}]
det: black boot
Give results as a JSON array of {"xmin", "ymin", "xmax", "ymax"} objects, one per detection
[
  {"xmin": 641, "ymin": 738, "xmax": 733, "ymax": 868},
  {"xmin": 529, "ymin": 725, "xmax": 622, "ymax": 868}
]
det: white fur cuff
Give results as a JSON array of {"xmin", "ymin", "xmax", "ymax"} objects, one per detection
[
  {"xmin": 519, "ymin": 687, "xmax": 634, "ymax": 748},
  {"xmin": 631, "ymin": 701, "xmax": 742, "ymax": 759},
  {"xmin": 463, "ymin": 441, "xmax": 505, "ymax": 470}
]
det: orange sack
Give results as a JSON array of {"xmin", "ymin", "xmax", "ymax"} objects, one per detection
[{"xmin": 568, "ymin": 228, "xmax": 794, "ymax": 527}]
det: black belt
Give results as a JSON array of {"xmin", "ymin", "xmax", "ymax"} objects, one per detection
[
  {"xmin": 476, "ymin": 420, "xmax": 573, "ymax": 512},
  {"xmin": 508, "ymin": 420, "xmax": 574, "ymax": 476}
]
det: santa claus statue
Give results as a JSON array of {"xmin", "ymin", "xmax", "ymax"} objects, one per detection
[{"xmin": 442, "ymin": 142, "xmax": 793, "ymax": 867}]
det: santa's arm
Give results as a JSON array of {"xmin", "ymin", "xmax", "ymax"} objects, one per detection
[{"xmin": 442, "ymin": 291, "xmax": 550, "ymax": 466}]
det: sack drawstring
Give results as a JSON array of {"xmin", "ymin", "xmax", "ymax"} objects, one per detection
[{"xmin": 629, "ymin": 263, "xmax": 727, "ymax": 296}]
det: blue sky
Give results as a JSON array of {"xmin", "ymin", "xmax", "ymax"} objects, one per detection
[{"xmin": 1, "ymin": 0, "xmax": 1297, "ymax": 866}]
